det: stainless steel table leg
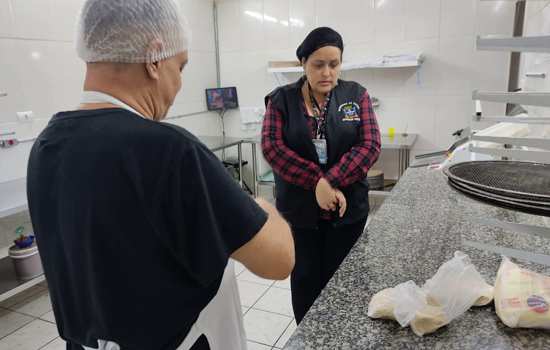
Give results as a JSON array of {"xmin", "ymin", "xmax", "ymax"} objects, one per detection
[
  {"xmin": 238, "ymin": 142, "xmax": 243, "ymax": 188},
  {"xmin": 251, "ymin": 142, "xmax": 258, "ymax": 197},
  {"xmin": 398, "ymin": 149, "xmax": 403, "ymax": 179}
]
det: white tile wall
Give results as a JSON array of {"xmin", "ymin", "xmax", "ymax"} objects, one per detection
[
  {"xmin": 476, "ymin": 0, "xmax": 516, "ymax": 37},
  {"xmin": 217, "ymin": 0, "xmax": 242, "ymax": 52},
  {"xmin": 182, "ymin": 0, "xmax": 216, "ymax": 53},
  {"xmin": 0, "ymin": 0, "xmax": 219, "ymax": 197},
  {"xmin": 216, "ymin": 0, "xmax": 515, "ymax": 178},
  {"xmin": 0, "ymin": 0, "xmax": 217, "ymax": 125},
  {"xmin": 0, "ymin": 0, "xmax": 14, "ymax": 37},
  {"xmin": 318, "ymin": 0, "xmax": 375, "ymax": 46},
  {"xmin": 10, "ymin": 0, "xmax": 54, "ymax": 40},
  {"xmin": 440, "ymin": 0, "xmax": 476, "ymax": 39},
  {"xmin": 404, "ymin": 0, "xmax": 440, "ymax": 41},
  {"xmin": 289, "ymin": 0, "xmax": 316, "ymax": 50},
  {"xmin": 263, "ymin": 0, "xmax": 290, "ymax": 51},
  {"xmin": 49, "ymin": 0, "xmax": 85, "ymax": 42},
  {"xmin": 434, "ymin": 95, "xmax": 473, "ymax": 149},
  {"xmin": 373, "ymin": 0, "xmax": 406, "ymax": 45},
  {"xmin": 241, "ymin": 0, "xmax": 266, "ymax": 52}
]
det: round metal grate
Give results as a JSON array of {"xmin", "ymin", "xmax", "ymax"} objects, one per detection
[{"xmin": 444, "ymin": 161, "xmax": 550, "ymax": 216}]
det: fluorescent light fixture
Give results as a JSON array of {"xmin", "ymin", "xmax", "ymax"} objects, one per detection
[
  {"xmin": 263, "ymin": 14, "xmax": 277, "ymax": 23},
  {"xmin": 244, "ymin": 10, "xmax": 263, "ymax": 21},
  {"xmin": 289, "ymin": 18, "xmax": 305, "ymax": 27}
]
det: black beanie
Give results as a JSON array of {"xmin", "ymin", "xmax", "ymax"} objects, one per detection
[{"xmin": 296, "ymin": 27, "xmax": 344, "ymax": 62}]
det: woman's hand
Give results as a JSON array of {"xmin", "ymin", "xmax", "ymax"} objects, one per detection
[
  {"xmin": 334, "ymin": 190, "xmax": 347, "ymax": 218},
  {"xmin": 315, "ymin": 178, "xmax": 337, "ymax": 211}
]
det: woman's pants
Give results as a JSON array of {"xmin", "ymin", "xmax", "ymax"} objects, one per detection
[{"xmin": 290, "ymin": 217, "xmax": 367, "ymax": 324}]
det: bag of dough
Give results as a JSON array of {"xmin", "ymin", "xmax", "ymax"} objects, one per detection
[
  {"xmin": 367, "ymin": 251, "xmax": 494, "ymax": 336},
  {"xmin": 494, "ymin": 257, "xmax": 550, "ymax": 329},
  {"xmin": 367, "ymin": 280, "xmax": 448, "ymax": 336}
]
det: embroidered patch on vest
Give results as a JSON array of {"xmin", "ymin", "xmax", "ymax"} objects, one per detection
[{"xmin": 338, "ymin": 102, "xmax": 361, "ymax": 122}]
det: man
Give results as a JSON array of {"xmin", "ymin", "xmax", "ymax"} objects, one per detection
[{"xmin": 26, "ymin": 1, "xmax": 294, "ymax": 349}]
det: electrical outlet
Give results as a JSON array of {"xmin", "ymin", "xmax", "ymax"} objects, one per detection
[{"xmin": 16, "ymin": 111, "xmax": 34, "ymax": 123}]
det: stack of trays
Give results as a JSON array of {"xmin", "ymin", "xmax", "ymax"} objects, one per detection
[{"xmin": 443, "ymin": 161, "xmax": 550, "ymax": 217}]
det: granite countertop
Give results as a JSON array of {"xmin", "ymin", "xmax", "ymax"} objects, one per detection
[{"xmin": 284, "ymin": 167, "xmax": 550, "ymax": 349}]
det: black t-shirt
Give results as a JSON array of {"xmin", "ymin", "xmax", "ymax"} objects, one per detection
[{"xmin": 27, "ymin": 109, "xmax": 267, "ymax": 349}]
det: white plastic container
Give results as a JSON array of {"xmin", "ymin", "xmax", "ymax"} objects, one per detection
[{"xmin": 9, "ymin": 242, "xmax": 43, "ymax": 280}]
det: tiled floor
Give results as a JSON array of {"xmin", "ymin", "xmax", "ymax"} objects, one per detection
[
  {"xmin": 235, "ymin": 261, "xmax": 297, "ymax": 350},
  {"xmin": 0, "ymin": 264, "xmax": 296, "ymax": 350}
]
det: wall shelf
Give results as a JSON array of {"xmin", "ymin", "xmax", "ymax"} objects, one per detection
[
  {"xmin": 268, "ymin": 53, "xmax": 423, "ymax": 85},
  {"xmin": 267, "ymin": 54, "xmax": 423, "ymax": 74},
  {"xmin": 477, "ymin": 35, "xmax": 550, "ymax": 53},
  {"xmin": 469, "ymin": 144, "xmax": 550, "ymax": 163},
  {"xmin": 471, "ymin": 134, "xmax": 550, "ymax": 151},
  {"xmin": 474, "ymin": 115, "xmax": 550, "ymax": 124},
  {"xmin": 473, "ymin": 90, "xmax": 550, "ymax": 107},
  {"xmin": 469, "ymin": 17, "xmax": 550, "ymax": 177}
]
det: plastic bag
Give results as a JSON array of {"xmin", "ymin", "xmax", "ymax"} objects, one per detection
[
  {"xmin": 423, "ymin": 251, "xmax": 494, "ymax": 320},
  {"xmin": 393, "ymin": 281, "xmax": 429, "ymax": 327},
  {"xmin": 494, "ymin": 257, "xmax": 550, "ymax": 329},
  {"xmin": 367, "ymin": 281, "xmax": 448, "ymax": 336},
  {"xmin": 368, "ymin": 251, "xmax": 494, "ymax": 336}
]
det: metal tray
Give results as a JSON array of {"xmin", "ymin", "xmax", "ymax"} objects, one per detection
[
  {"xmin": 448, "ymin": 178, "xmax": 550, "ymax": 206},
  {"xmin": 443, "ymin": 161, "xmax": 550, "ymax": 201},
  {"xmin": 448, "ymin": 178, "xmax": 550, "ymax": 217}
]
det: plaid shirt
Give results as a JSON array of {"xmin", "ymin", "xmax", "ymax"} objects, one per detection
[{"xmin": 261, "ymin": 90, "xmax": 381, "ymax": 192}]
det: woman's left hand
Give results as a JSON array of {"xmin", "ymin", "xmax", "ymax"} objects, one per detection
[
  {"xmin": 315, "ymin": 178, "xmax": 338, "ymax": 211},
  {"xmin": 334, "ymin": 190, "xmax": 347, "ymax": 218}
]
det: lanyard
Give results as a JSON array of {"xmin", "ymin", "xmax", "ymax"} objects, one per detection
[
  {"xmin": 308, "ymin": 83, "xmax": 331, "ymax": 139},
  {"xmin": 80, "ymin": 91, "xmax": 147, "ymax": 119}
]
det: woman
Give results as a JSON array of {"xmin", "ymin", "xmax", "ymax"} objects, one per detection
[{"xmin": 262, "ymin": 27, "xmax": 381, "ymax": 324}]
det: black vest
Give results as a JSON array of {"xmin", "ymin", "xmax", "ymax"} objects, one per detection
[{"xmin": 265, "ymin": 77, "xmax": 370, "ymax": 229}]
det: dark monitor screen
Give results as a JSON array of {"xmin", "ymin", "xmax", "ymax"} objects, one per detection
[{"xmin": 205, "ymin": 87, "xmax": 239, "ymax": 111}]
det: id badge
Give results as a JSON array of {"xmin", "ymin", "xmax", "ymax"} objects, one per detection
[{"xmin": 313, "ymin": 139, "xmax": 328, "ymax": 165}]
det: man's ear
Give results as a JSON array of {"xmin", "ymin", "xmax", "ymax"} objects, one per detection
[{"xmin": 145, "ymin": 39, "xmax": 164, "ymax": 80}]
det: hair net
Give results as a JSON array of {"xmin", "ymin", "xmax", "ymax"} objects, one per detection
[
  {"xmin": 76, "ymin": 0, "xmax": 190, "ymax": 63},
  {"xmin": 296, "ymin": 27, "xmax": 343, "ymax": 62}
]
